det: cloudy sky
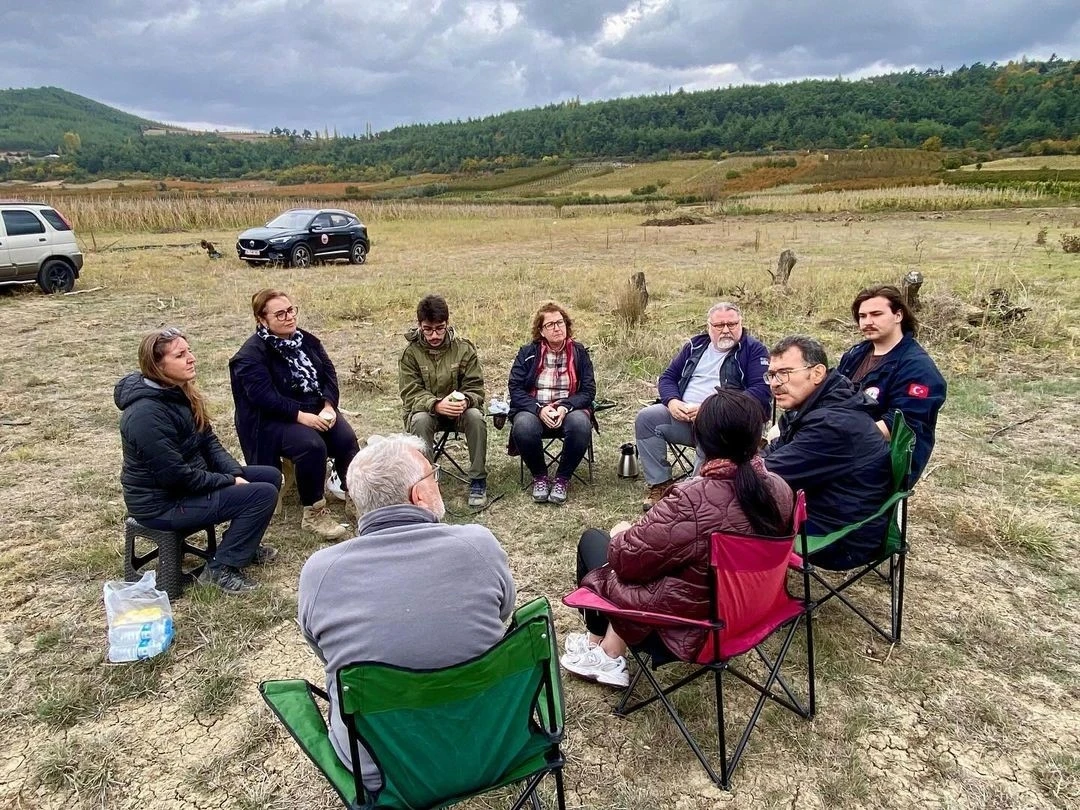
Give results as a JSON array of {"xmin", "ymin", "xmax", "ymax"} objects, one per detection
[{"xmin": 3, "ymin": 1, "xmax": 1078, "ymax": 135}]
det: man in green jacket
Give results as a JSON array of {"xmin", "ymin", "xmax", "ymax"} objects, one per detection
[{"xmin": 399, "ymin": 295, "xmax": 488, "ymax": 507}]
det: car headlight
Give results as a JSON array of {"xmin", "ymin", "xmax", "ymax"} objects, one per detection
[{"xmin": 269, "ymin": 236, "xmax": 292, "ymax": 245}]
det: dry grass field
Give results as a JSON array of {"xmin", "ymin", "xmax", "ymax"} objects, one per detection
[
  {"xmin": 1, "ymin": 202, "xmax": 1078, "ymax": 809},
  {"xmin": 959, "ymin": 156, "xmax": 1080, "ymax": 171}
]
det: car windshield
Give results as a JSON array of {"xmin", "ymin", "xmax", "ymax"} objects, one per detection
[{"xmin": 265, "ymin": 211, "xmax": 314, "ymax": 229}]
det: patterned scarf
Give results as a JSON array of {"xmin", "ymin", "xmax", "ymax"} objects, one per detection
[
  {"xmin": 256, "ymin": 324, "xmax": 322, "ymax": 396},
  {"xmin": 699, "ymin": 455, "xmax": 767, "ymax": 479}
]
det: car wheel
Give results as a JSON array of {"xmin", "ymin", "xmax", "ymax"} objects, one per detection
[
  {"xmin": 37, "ymin": 260, "xmax": 76, "ymax": 294},
  {"xmin": 290, "ymin": 244, "xmax": 312, "ymax": 268},
  {"xmin": 350, "ymin": 242, "xmax": 368, "ymax": 264}
]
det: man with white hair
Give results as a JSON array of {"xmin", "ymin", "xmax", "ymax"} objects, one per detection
[
  {"xmin": 634, "ymin": 302, "xmax": 772, "ymax": 510},
  {"xmin": 297, "ymin": 434, "xmax": 516, "ymax": 790}
]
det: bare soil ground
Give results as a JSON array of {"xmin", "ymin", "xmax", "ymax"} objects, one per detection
[{"xmin": 0, "ymin": 207, "xmax": 1077, "ymax": 809}]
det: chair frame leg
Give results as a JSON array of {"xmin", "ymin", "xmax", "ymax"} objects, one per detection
[
  {"xmin": 433, "ymin": 431, "xmax": 470, "ymax": 485},
  {"xmin": 613, "ymin": 617, "xmax": 811, "ymax": 790},
  {"xmin": 666, "ymin": 441, "xmax": 695, "ymax": 482},
  {"xmin": 807, "ymin": 554, "xmax": 905, "ymax": 645},
  {"xmin": 509, "ymin": 766, "xmax": 566, "ymax": 810}
]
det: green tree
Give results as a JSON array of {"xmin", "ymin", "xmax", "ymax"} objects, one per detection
[{"xmin": 61, "ymin": 131, "xmax": 81, "ymax": 154}]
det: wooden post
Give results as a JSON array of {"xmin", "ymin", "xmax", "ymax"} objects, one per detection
[
  {"xmin": 768, "ymin": 249, "xmax": 797, "ymax": 286},
  {"xmin": 630, "ymin": 272, "xmax": 649, "ymax": 311},
  {"xmin": 900, "ymin": 270, "xmax": 924, "ymax": 311}
]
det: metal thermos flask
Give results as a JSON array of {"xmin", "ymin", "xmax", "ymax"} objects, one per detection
[{"xmin": 618, "ymin": 442, "xmax": 640, "ymax": 479}]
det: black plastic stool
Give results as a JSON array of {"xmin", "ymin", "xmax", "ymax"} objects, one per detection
[{"xmin": 123, "ymin": 517, "xmax": 217, "ymax": 599}]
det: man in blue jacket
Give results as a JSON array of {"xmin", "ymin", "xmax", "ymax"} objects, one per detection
[
  {"xmin": 635, "ymin": 302, "xmax": 771, "ymax": 510},
  {"xmin": 761, "ymin": 335, "xmax": 892, "ymax": 570},
  {"xmin": 836, "ymin": 285, "xmax": 947, "ymax": 482}
]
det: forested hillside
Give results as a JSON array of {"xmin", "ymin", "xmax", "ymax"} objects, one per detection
[
  {"xmin": 0, "ymin": 87, "xmax": 160, "ymax": 152},
  {"xmin": 2, "ymin": 59, "xmax": 1078, "ymax": 181}
]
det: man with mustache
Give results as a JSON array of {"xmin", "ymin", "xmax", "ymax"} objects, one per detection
[
  {"xmin": 837, "ymin": 285, "xmax": 947, "ymax": 482},
  {"xmin": 635, "ymin": 301, "xmax": 771, "ymax": 511}
]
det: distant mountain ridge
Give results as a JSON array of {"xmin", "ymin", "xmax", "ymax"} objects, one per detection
[
  {"xmin": 1, "ymin": 59, "xmax": 1078, "ymax": 180},
  {"xmin": 0, "ymin": 87, "xmax": 171, "ymax": 152}
]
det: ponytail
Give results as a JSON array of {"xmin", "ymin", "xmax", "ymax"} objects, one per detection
[
  {"xmin": 734, "ymin": 460, "xmax": 788, "ymax": 536},
  {"xmin": 697, "ymin": 390, "xmax": 789, "ymax": 537}
]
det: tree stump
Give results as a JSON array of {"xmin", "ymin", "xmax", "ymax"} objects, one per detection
[
  {"xmin": 965, "ymin": 288, "xmax": 1031, "ymax": 325},
  {"xmin": 768, "ymin": 249, "xmax": 797, "ymax": 286},
  {"xmin": 900, "ymin": 270, "xmax": 924, "ymax": 311},
  {"xmin": 630, "ymin": 272, "xmax": 649, "ymax": 311}
]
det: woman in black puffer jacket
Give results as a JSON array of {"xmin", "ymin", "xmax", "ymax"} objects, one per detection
[{"xmin": 116, "ymin": 326, "xmax": 280, "ymax": 594}]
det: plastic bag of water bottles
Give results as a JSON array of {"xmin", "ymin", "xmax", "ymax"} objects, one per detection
[{"xmin": 103, "ymin": 571, "xmax": 175, "ymax": 663}]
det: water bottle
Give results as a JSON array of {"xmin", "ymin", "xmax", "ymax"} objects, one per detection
[
  {"xmin": 107, "ymin": 618, "xmax": 174, "ymax": 662},
  {"xmin": 109, "ymin": 617, "xmax": 174, "ymax": 645}
]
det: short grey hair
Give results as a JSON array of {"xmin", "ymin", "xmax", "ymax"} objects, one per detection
[
  {"xmin": 707, "ymin": 301, "xmax": 741, "ymax": 320},
  {"xmin": 345, "ymin": 434, "xmax": 428, "ymax": 516},
  {"xmin": 770, "ymin": 335, "xmax": 830, "ymax": 369}
]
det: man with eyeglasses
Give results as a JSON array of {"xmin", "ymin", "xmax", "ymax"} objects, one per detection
[
  {"xmin": 836, "ymin": 285, "xmax": 946, "ymax": 482},
  {"xmin": 760, "ymin": 335, "xmax": 891, "ymax": 570},
  {"xmin": 635, "ymin": 301, "xmax": 771, "ymax": 511},
  {"xmin": 298, "ymin": 434, "xmax": 516, "ymax": 788},
  {"xmin": 399, "ymin": 294, "xmax": 489, "ymax": 507}
]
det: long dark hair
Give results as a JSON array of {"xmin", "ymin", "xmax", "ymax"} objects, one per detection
[{"xmin": 695, "ymin": 390, "xmax": 788, "ymax": 536}]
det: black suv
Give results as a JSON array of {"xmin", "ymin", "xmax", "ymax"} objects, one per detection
[{"xmin": 236, "ymin": 208, "xmax": 370, "ymax": 267}]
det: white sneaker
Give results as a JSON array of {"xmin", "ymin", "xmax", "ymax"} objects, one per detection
[
  {"xmin": 326, "ymin": 468, "xmax": 346, "ymax": 501},
  {"xmin": 563, "ymin": 631, "xmax": 595, "ymax": 658},
  {"xmin": 560, "ymin": 646, "xmax": 629, "ymax": 688}
]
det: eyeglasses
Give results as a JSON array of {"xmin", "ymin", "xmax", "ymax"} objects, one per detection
[
  {"xmin": 709, "ymin": 320, "xmax": 741, "ymax": 332},
  {"xmin": 420, "ymin": 324, "xmax": 448, "ymax": 336},
  {"xmin": 763, "ymin": 366, "xmax": 815, "ymax": 385},
  {"xmin": 267, "ymin": 305, "xmax": 299, "ymax": 322},
  {"xmin": 414, "ymin": 464, "xmax": 441, "ymax": 486},
  {"xmin": 541, "ymin": 319, "xmax": 566, "ymax": 332}
]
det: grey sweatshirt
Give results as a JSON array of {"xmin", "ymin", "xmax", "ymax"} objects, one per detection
[{"xmin": 297, "ymin": 503, "xmax": 516, "ymax": 789}]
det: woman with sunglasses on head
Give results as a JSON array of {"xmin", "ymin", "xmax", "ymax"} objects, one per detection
[
  {"xmin": 116, "ymin": 327, "xmax": 281, "ymax": 594},
  {"xmin": 229, "ymin": 289, "xmax": 359, "ymax": 541},
  {"xmin": 507, "ymin": 300, "xmax": 597, "ymax": 505}
]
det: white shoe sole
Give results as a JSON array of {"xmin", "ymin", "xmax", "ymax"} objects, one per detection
[{"xmin": 559, "ymin": 653, "xmax": 629, "ymax": 688}]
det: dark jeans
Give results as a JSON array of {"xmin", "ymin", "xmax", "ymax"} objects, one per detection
[
  {"xmin": 512, "ymin": 410, "xmax": 591, "ymax": 480},
  {"xmin": 576, "ymin": 528, "xmax": 676, "ymax": 666},
  {"xmin": 143, "ymin": 465, "xmax": 280, "ymax": 570},
  {"xmin": 280, "ymin": 415, "xmax": 359, "ymax": 505}
]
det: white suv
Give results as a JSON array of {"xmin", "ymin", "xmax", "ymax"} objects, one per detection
[{"xmin": 0, "ymin": 201, "xmax": 84, "ymax": 293}]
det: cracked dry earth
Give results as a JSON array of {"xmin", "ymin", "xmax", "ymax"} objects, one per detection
[{"xmin": 2, "ymin": 497, "xmax": 1077, "ymax": 810}]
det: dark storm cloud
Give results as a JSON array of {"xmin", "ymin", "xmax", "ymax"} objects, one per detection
[{"xmin": 0, "ymin": 0, "xmax": 1077, "ymax": 134}]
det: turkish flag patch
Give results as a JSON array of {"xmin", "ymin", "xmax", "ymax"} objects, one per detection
[{"xmin": 908, "ymin": 383, "xmax": 929, "ymax": 399}]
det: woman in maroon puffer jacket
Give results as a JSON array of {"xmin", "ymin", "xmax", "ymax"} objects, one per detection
[{"xmin": 561, "ymin": 389, "xmax": 795, "ymax": 688}]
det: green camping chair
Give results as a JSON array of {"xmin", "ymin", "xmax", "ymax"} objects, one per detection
[
  {"xmin": 792, "ymin": 410, "xmax": 916, "ymax": 644},
  {"xmin": 260, "ymin": 598, "xmax": 567, "ymax": 810}
]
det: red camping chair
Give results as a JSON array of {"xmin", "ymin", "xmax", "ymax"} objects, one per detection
[{"xmin": 563, "ymin": 492, "xmax": 813, "ymax": 789}]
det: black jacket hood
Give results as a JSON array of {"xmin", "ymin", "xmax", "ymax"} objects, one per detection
[{"xmin": 114, "ymin": 372, "xmax": 183, "ymax": 411}]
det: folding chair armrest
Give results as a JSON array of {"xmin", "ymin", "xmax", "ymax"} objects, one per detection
[
  {"xmin": 509, "ymin": 598, "xmax": 566, "ymax": 738},
  {"xmin": 798, "ymin": 488, "xmax": 911, "ymax": 557},
  {"xmin": 260, "ymin": 679, "xmax": 358, "ymax": 803},
  {"xmin": 563, "ymin": 586, "xmax": 715, "ymax": 631},
  {"xmin": 510, "ymin": 596, "xmax": 551, "ymax": 629}
]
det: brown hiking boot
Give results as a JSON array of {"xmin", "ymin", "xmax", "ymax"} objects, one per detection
[
  {"xmin": 302, "ymin": 498, "xmax": 350, "ymax": 542},
  {"xmin": 642, "ymin": 480, "xmax": 674, "ymax": 512}
]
